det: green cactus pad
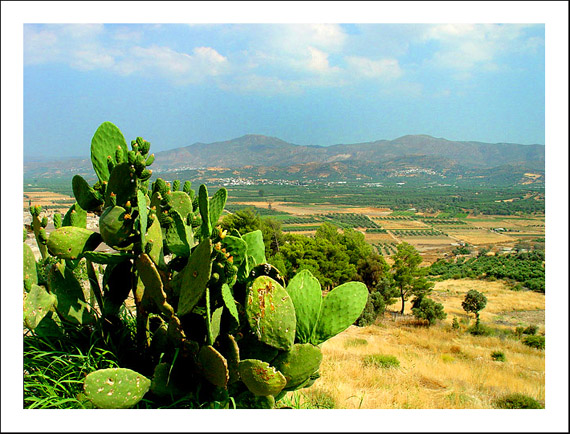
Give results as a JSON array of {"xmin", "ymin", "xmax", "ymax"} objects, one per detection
[
  {"xmin": 99, "ymin": 206, "xmax": 134, "ymax": 248},
  {"xmin": 72, "ymin": 175, "xmax": 104, "ymax": 212},
  {"xmin": 245, "ymin": 276, "xmax": 296, "ymax": 351},
  {"xmin": 170, "ymin": 191, "xmax": 193, "ymax": 220},
  {"xmin": 90, "ymin": 122, "xmax": 128, "ymax": 183},
  {"xmin": 137, "ymin": 190, "xmax": 148, "ymax": 248},
  {"xmin": 242, "ymin": 230, "xmax": 266, "ymax": 269},
  {"xmin": 198, "ymin": 345, "xmax": 229, "ymax": 388},
  {"xmin": 23, "ymin": 243, "xmax": 38, "ymax": 292},
  {"xmin": 272, "ymin": 343, "xmax": 323, "ymax": 390},
  {"xmin": 164, "ymin": 210, "xmax": 193, "ymax": 257},
  {"xmin": 209, "ymin": 187, "xmax": 227, "ymax": 228},
  {"xmin": 238, "ymin": 359, "xmax": 286, "ymax": 396},
  {"xmin": 150, "ymin": 362, "xmax": 185, "ymax": 398},
  {"xmin": 145, "ymin": 216, "xmax": 165, "ymax": 268},
  {"xmin": 312, "ymin": 281, "xmax": 368, "ymax": 345},
  {"xmin": 285, "ymin": 269, "xmax": 322, "ymax": 344},
  {"xmin": 62, "ymin": 203, "xmax": 87, "ymax": 229},
  {"xmin": 80, "ymin": 251, "xmax": 135, "ymax": 265},
  {"xmin": 46, "ymin": 226, "xmax": 102, "ymax": 260},
  {"xmin": 136, "ymin": 254, "xmax": 174, "ymax": 317},
  {"xmin": 221, "ymin": 235, "xmax": 247, "ymax": 266},
  {"xmin": 83, "ymin": 368, "xmax": 150, "ymax": 409},
  {"xmin": 198, "ymin": 184, "xmax": 211, "ymax": 237},
  {"xmin": 216, "ymin": 334, "xmax": 240, "ymax": 384},
  {"xmin": 105, "ymin": 163, "xmax": 137, "ymax": 208},
  {"xmin": 24, "ymin": 284, "xmax": 57, "ymax": 329},
  {"xmin": 221, "ymin": 283, "xmax": 240, "ymax": 325},
  {"xmin": 47, "ymin": 264, "xmax": 94, "ymax": 325},
  {"xmin": 176, "ymin": 238, "xmax": 213, "ymax": 317},
  {"xmin": 211, "ymin": 306, "xmax": 224, "ymax": 344}
]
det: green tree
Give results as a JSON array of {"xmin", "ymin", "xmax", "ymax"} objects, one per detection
[
  {"xmin": 411, "ymin": 295, "xmax": 446, "ymax": 325},
  {"xmin": 462, "ymin": 290, "xmax": 487, "ymax": 327},
  {"xmin": 221, "ymin": 207, "xmax": 261, "ymax": 235},
  {"xmin": 391, "ymin": 242, "xmax": 433, "ymax": 315}
]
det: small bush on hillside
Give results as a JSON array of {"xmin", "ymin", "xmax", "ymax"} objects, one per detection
[
  {"xmin": 363, "ymin": 354, "xmax": 400, "ymax": 369},
  {"xmin": 305, "ymin": 390, "xmax": 336, "ymax": 409},
  {"xmin": 522, "ymin": 335, "xmax": 545, "ymax": 350},
  {"xmin": 469, "ymin": 324, "xmax": 493, "ymax": 336},
  {"xmin": 451, "ymin": 317, "xmax": 461, "ymax": 330},
  {"xmin": 523, "ymin": 324, "xmax": 538, "ymax": 335},
  {"xmin": 411, "ymin": 296, "xmax": 446, "ymax": 326},
  {"xmin": 493, "ymin": 393, "xmax": 544, "ymax": 409},
  {"xmin": 491, "ymin": 351, "xmax": 506, "ymax": 362},
  {"xmin": 356, "ymin": 291, "xmax": 387, "ymax": 327},
  {"xmin": 514, "ymin": 326, "xmax": 525, "ymax": 337}
]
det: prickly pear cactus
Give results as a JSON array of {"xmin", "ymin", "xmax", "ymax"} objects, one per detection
[
  {"xmin": 238, "ymin": 359, "xmax": 287, "ymax": 396},
  {"xmin": 285, "ymin": 269, "xmax": 322, "ymax": 343},
  {"xmin": 83, "ymin": 368, "xmax": 151, "ymax": 409}
]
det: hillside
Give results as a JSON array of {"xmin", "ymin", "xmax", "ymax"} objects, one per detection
[{"xmin": 24, "ymin": 134, "xmax": 545, "ymax": 187}]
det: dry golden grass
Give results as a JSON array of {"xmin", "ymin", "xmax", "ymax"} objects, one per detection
[
  {"xmin": 286, "ymin": 279, "xmax": 545, "ymax": 409},
  {"xmin": 446, "ymin": 229, "xmax": 516, "ymax": 244}
]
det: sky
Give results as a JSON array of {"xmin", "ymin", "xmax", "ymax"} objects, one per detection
[{"xmin": 22, "ymin": 21, "xmax": 546, "ymax": 158}]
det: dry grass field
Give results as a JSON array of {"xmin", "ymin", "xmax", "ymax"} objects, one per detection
[{"xmin": 283, "ymin": 279, "xmax": 545, "ymax": 409}]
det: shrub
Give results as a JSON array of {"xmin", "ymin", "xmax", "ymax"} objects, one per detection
[
  {"xmin": 491, "ymin": 351, "xmax": 506, "ymax": 362},
  {"xmin": 411, "ymin": 296, "xmax": 447, "ymax": 326},
  {"xmin": 451, "ymin": 317, "xmax": 461, "ymax": 330},
  {"xmin": 514, "ymin": 326, "xmax": 525, "ymax": 337},
  {"xmin": 469, "ymin": 324, "xmax": 493, "ymax": 336},
  {"xmin": 493, "ymin": 393, "xmax": 544, "ymax": 409},
  {"xmin": 363, "ymin": 354, "xmax": 400, "ymax": 369},
  {"xmin": 523, "ymin": 324, "xmax": 538, "ymax": 335},
  {"xmin": 462, "ymin": 290, "xmax": 487, "ymax": 327},
  {"xmin": 522, "ymin": 335, "xmax": 545, "ymax": 350}
]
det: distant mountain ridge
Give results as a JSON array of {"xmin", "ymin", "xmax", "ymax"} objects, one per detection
[
  {"xmin": 24, "ymin": 134, "xmax": 545, "ymax": 183},
  {"xmin": 153, "ymin": 133, "xmax": 544, "ymax": 171}
]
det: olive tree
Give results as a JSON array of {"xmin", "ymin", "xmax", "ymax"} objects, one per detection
[{"xmin": 462, "ymin": 290, "xmax": 487, "ymax": 327}]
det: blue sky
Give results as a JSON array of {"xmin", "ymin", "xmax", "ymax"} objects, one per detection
[{"xmin": 23, "ymin": 21, "xmax": 545, "ymax": 158}]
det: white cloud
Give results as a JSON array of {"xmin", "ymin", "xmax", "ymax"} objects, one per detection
[
  {"xmin": 345, "ymin": 56, "xmax": 402, "ymax": 79},
  {"xmin": 422, "ymin": 23, "xmax": 542, "ymax": 77}
]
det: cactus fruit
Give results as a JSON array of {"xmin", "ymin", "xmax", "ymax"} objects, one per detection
[
  {"xmin": 311, "ymin": 281, "xmax": 368, "ymax": 345},
  {"xmin": 238, "ymin": 359, "xmax": 286, "ymax": 396},
  {"xmin": 285, "ymin": 269, "xmax": 322, "ymax": 344},
  {"xmin": 46, "ymin": 227, "xmax": 102, "ymax": 260},
  {"xmin": 90, "ymin": 122, "xmax": 129, "ymax": 183},
  {"xmin": 83, "ymin": 368, "xmax": 151, "ymax": 409},
  {"xmin": 245, "ymin": 276, "xmax": 296, "ymax": 351},
  {"xmin": 24, "ymin": 283, "xmax": 57, "ymax": 329},
  {"xmin": 175, "ymin": 238, "xmax": 213, "ymax": 317},
  {"xmin": 271, "ymin": 343, "xmax": 322, "ymax": 391}
]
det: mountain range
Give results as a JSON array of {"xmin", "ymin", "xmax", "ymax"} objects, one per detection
[{"xmin": 24, "ymin": 134, "xmax": 545, "ymax": 186}]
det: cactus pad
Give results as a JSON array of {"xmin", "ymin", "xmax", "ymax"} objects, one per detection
[
  {"xmin": 83, "ymin": 368, "xmax": 150, "ymax": 409},
  {"xmin": 80, "ymin": 251, "xmax": 135, "ymax": 265},
  {"xmin": 47, "ymin": 264, "xmax": 94, "ymax": 325},
  {"xmin": 164, "ymin": 210, "xmax": 193, "ymax": 257},
  {"xmin": 176, "ymin": 238, "xmax": 213, "ymax": 317},
  {"xmin": 272, "ymin": 343, "xmax": 322, "ymax": 390},
  {"xmin": 198, "ymin": 345, "xmax": 229, "ymax": 388},
  {"xmin": 90, "ymin": 122, "xmax": 128, "ymax": 183},
  {"xmin": 208, "ymin": 187, "xmax": 227, "ymax": 228},
  {"xmin": 46, "ymin": 227, "xmax": 102, "ymax": 260},
  {"xmin": 136, "ymin": 253, "xmax": 174, "ymax": 317},
  {"xmin": 238, "ymin": 359, "xmax": 286, "ymax": 396},
  {"xmin": 170, "ymin": 191, "xmax": 193, "ymax": 220},
  {"xmin": 242, "ymin": 230, "xmax": 266, "ymax": 269},
  {"xmin": 62, "ymin": 203, "xmax": 87, "ymax": 229},
  {"xmin": 285, "ymin": 269, "xmax": 322, "ymax": 344},
  {"xmin": 24, "ymin": 284, "xmax": 57, "ymax": 329},
  {"xmin": 72, "ymin": 175, "xmax": 103, "ymax": 212},
  {"xmin": 99, "ymin": 206, "xmax": 134, "ymax": 248},
  {"xmin": 105, "ymin": 163, "xmax": 137, "ymax": 208},
  {"xmin": 245, "ymin": 276, "xmax": 296, "ymax": 351},
  {"xmin": 312, "ymin": 281, "xmax": 368, "ymax": 345},
  {"xmin": 23, "ymin": 243, "xmax": 38, "ymax": 292}
]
